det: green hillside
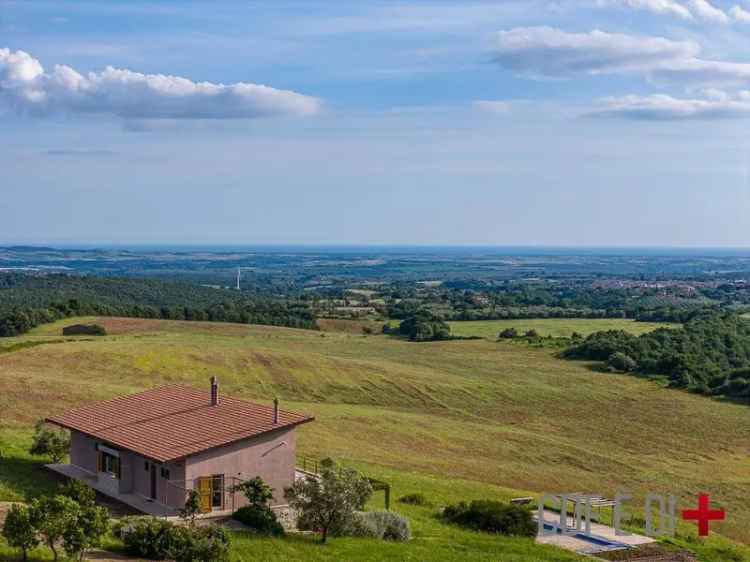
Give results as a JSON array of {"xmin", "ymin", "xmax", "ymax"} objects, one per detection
[{"xmin": 1, "ymin": 316, "xmax": 749, "ymax": 561}]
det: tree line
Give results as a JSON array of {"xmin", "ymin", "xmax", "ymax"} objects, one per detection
[
  {"xmin": 0, "ymin": 273, "xmax": 316, "ymax": 337},
  {"xmin": 563, "ymin": 312, "xmax": 750, "ymax": 402}
]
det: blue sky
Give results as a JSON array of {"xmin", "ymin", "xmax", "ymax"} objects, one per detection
[{"xmin": 2, "ymin": 0, "xmax": 750, "ymax": 246}]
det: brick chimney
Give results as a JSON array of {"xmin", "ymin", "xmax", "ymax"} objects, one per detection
[
  {"xmin": 273, "ymin": 397, "xmax": 279, "ymax": 424},
  {"xmin": 210, "ymin": 376, "xmax": 219, "ymax": 406}
]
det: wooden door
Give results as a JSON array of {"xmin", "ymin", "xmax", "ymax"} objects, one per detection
[{"xmin": 197, "ymin": 477, "xmax": 212, "ymax": 513}]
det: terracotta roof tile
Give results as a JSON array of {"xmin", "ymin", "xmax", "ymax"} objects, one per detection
[{"xmin": 46, "ymin": 385, "xmax": 314, "ymax": 462}]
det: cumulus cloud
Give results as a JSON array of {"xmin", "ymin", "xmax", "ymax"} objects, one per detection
[
  {"xmin": 590, "ymin": 90, "xmax": 750, "ymax": 119},
  {"xmin": 597, "ymin": 0, "xmax": 694, "ymax": 20},
  {"xmin": 0, "ymin": 48, "xmax": 321, "ymax": 120},
  {"xmin": 492, "ymin": 27, "xmax": 750, "ymax": 86},
  {"xmin": 730, "ymin": 4, "xmax": 750, "ymax": 22},
  {"xmin": 684, "ymin": 0, "xmax": 730, "ymax": 22}
]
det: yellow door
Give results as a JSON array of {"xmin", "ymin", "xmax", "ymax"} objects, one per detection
[{"xmin": 198, "ymin": 477, "xmax": 212, "ymax": 513}]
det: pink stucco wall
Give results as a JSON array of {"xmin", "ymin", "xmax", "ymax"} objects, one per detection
[
  {"xmin": 185, "ymin": 427, "xmax": 297, "ymax": 507},
  {"xmin": 68, "ymin": 427, "xmax": 297, "ymax": 509},
  {"xmin": 70, "ymin": 431, "xmax": 97, "ymax": 474}
]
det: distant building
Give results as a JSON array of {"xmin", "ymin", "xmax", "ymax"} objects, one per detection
[{"xmin": 46, "ymin": 379, "xmax": 314, "ymax": 515}]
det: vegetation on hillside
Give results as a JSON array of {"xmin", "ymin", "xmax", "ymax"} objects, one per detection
[
  {"xmin": 0, "ymin": 273, "xmax": 316, "ymax": 337},
  {"xmin": 564, "ymin": 312, "xmax": 750, "ymax": 401}
]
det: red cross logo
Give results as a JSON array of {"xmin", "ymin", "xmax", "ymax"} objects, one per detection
[{"xmin": 682, "ymin": 494, "xmax": 725, "ymax": 536}]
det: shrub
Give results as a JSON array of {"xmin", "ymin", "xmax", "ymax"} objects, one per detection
[
  {"xmin": 114, "ymin": 516, "xmax": 176, "ymax": 559},
  {"xmin": 442, "ymin": 500, "xmax": 536, "ymax": 537},
  {"xmin": 232, "ymin": 505, "xmax": 284, "ymax": 536},
  {"xmin": 2, "ymin": 504, "xmax": 38, "ymax": 561},
  {"xmin": 169, "ymin": 525, "xmax": 230, "ymax": 562},
  {"xmin": 398, "ymin": 493, "xmax": 429, "ymax": 506},
  {"xmin": 498, "ymin": 328, "xmax": 518, "ymax": 339},
  {"xmin": 524, "ymin": 329, "xmax": 540, "ymax": 339},
  {"xmin": 347, "ymin": 511, "xmax": 411, "ymax": 541}
]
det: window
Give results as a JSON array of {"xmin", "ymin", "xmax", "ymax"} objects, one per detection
[
  {"xmin": 211, "ymin": 475, "xmax": 224, "ymax": 509},
  {"xmin": 161, "ymin": 467, "xmax": 170, "ymax": 480},
  {"xmin": 99, "ymin": 452, "xmax": 120, "ymax": 479},
  {"xmin": 144, "ymin": 461, "xmax": 149, "ymax": 471}
]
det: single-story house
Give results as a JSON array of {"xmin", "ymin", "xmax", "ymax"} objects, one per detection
[{"xmin": 46, "ymin": 378, "xmax": 314, "ymax": 515}]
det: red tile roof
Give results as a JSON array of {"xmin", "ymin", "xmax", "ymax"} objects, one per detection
[{"xmin": 46, "ymin": 385, "xmax": 314, "ymax": 462}]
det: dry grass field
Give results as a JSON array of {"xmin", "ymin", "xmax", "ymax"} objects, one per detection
[{"xmin": 1, "ymin": 316, "xmax": 749, "ymax": 560}]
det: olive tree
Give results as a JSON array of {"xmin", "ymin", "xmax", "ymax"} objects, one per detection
[{"xmin": 284, "ymin": 458, "xmax": 372, "ymax": 543}]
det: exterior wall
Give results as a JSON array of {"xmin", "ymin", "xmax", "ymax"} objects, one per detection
[
  {"xmin": 70, "ymin": 431, "xmax": 97, "ymax": 474},
  {"xmin": 185, "ymin": 427, "xmax": 297, "ymax": 508}
]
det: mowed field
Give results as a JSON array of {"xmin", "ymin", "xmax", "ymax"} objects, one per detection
[
  {"xmin": 448, "ymin": 318, "xmax": 678, "ymax": 339},
  {"xmin": 1, "ymin": 316, "xmax": 750, "ymax": 560}
]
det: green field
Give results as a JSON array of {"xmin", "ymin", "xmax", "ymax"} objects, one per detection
[
  {"xmin": 1, "ymin": 316, "xmax": 749, "ymax": 561},
  {"xmin": 448, "ymin": 318, "xmax": 677, "ymax": 339}
]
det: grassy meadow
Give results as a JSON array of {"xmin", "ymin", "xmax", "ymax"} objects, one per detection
[{"xmin": 1, "ymin": 316, "xmax": 749, "ymax": 561}]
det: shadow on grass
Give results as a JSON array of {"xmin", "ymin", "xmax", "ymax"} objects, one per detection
[{"xmin": 0, "ymin": 455, "xmax": 57, "ymax": 501}]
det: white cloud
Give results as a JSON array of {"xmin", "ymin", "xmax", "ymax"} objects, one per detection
[
  {"xmin": 597, "ymin": 0, "xmax": 694, "ymax": 20},
  {"xmin": 492, "ymin": 27, "xmax": 699, "ymax": 77},
  {"xmin": 0, "ymin": 48, "xmax": 321, "ymax": 120},
  {"xmin": 473, "ymin": 100, "xmax": 511, "ymax": 113},
  {"xmin": 492, "ymin": 27, "xmax": 750, "ymax": 86},
  {"xmin": 590, "ymin": 91, "xmax": 750, "ymax": 119},
  {"xmin": 730, "ymin": 4, "xmax": 750, "ymax": 22},
  {"xmin": 684, "ymin": 0, "xmax": 730, "ymax": 22}
]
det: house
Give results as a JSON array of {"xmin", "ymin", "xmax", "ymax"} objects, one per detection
[{"xmin": 45, "ymin": 378, "xmax": 314, "ymax": 516}]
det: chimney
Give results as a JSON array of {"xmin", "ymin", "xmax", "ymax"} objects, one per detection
[
  {"xmin": 273, "ymin": 397, "xmax": 279, "ymax": 424},
  {"xmin": 210, "ymin": 376, "xmax": 219, "ymax": 406}
]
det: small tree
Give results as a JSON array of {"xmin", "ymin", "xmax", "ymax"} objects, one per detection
[
  {"xmin": 179, "ymin": 490, "xmax": 202, "ymax": 526},
  {"xmin": 232, "ymin": 476, "xmax": 273, "ymax": 508},
  {"xmin": 231, "ymin": 477, "xmax": 283, "ymax": 536},
  {"xmin": 498, "ymin": 328, "xmax": 518, "ymax": 339},
  {"xmin": 30, "ymin": 495, "xmax": 78, "ymax": 561},
  {"xmin": 284, "ymin": 458, "xmax": 372, "ymax": 543},
  {"xmin": 29, "ymin": 421, "xmax": 70, "ymax": 464},
  {"xmin": 62, "ymin": 503, "xmax": 109, "ymax": 561},
  {"xmin": 2, "ymin": 504, "xmax": 39, "ymax": 561}
]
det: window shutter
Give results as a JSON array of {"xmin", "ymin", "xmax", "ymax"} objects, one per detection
[{"xmin": 115, "ymin": 458, "xmax": 122, "ymax": 480}]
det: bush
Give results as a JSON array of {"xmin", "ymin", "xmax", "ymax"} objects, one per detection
[
  {"xmin": 498, "ymin": 328, "xmax": 518, "ymax": 339},
  {"xmin": 114, "ymin": 517, "xmax": 230, "ymax": 561},
  {"xmin": 398, "ymin": 493, "xmax": 429, "ymax": 506},
  {"xmin": 442, "ymin": 500, "xmax": 536, "ymax": 536},
  {"xmin": 114, "ymin": 516, "xmax": 176, "ymax": 559},
  {"xmin": 346, "ymin": 511, "xmax": 411, "ymax": 541},
  {"xmin": 232, "ymin": 505, "xmax": 284, "ymax": 536},
  {"xmin": 169, "ymin": 525, "xmax": 230, "ymax": 562}
]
